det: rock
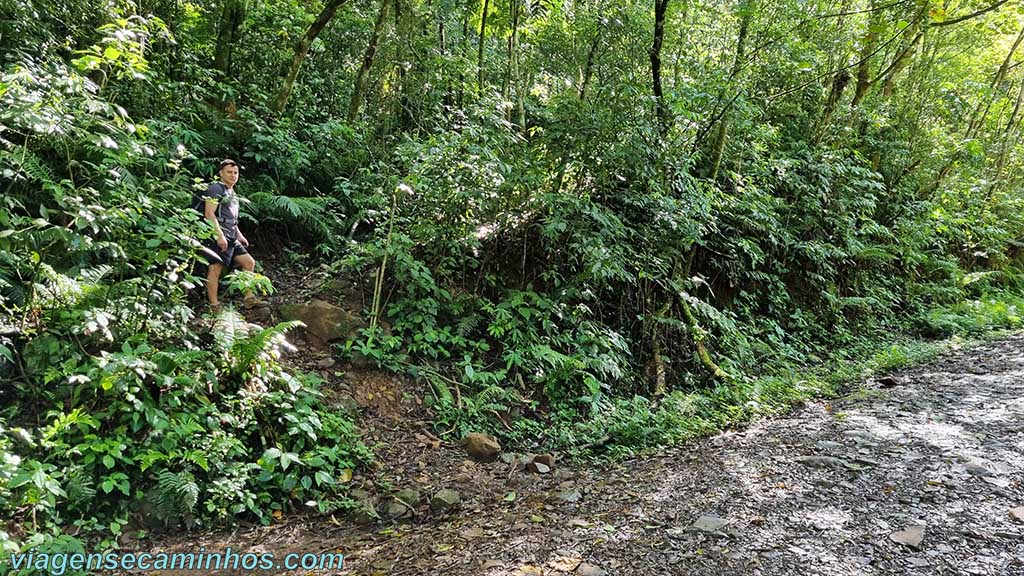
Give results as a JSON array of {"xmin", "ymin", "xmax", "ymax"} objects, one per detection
[
  {"xmin": 395, "ymin": 488, "xmax": 421, "ymax": 505},
  {"xmin": 983, "ymin": 476, "xmax": 1011, "ymax": 488},
  {"xmin": 350, "ymin": 501, "xmax": 378, "ymax": 525},
  {"xmin": 385, "ymin": 500, "xmax": 409, "ymax": 519},
  {"xmin": 534, "ymin": 453, "xmax": 556, "ymax": 469},
  {"xmin": 688, "ymin": 515, "xmax": 731, "ymax": 534},
  {"xmin": 462, "ymin": 433, "xmax": 501, "ymax": 462},
  {"xmin": 575, "ymin": 563, "xmax": 606, "ymax": 576},
  {"xmin": 559, "ymin": 490, "xmax": 583, "ymax": 503},
  {"xmin": 245, "ymin": 305, "xmax": 272, "ymax": 323},
  {"xmin": 280, "ymin": 299, "xmax": 362, "ymax": 342},
  {"xmin": 528, "ymin": 453, "xmax": 552, "ymax": 471},
  {"xmin": 526, "ymin": 459, "xmax": 551, "ymax": 474},
  {"xmin": 793, "ymin": 456, "xmax": 848, "ymax": 468},
  {"xmin": 816, "ymin": 441, "xmax": 844, "ymax": 452},
  {"xmin": 386, "ymin": 488, "xmax": 421, "ymax": 517},
  {"xmin": 316, "ymin": 357, "xmax": 336, "ymax": 368},
  {"xmin": 890, "ymin": 525, "xmax": 925, "ymax": 548},
  {"xmin": 1009, "ymin": 507, "xmax": 1024, "ymax": 523},
  {"xmin": 965, "ymin": 463, "xmax": 995, "ymax": 477},
  {"xmin": 430, "ymin": 489, "xmax": 461, "ymax": 512},
  {"xmin": 877, "ymin": 375, "xmax": 902, "ymax": 387}
]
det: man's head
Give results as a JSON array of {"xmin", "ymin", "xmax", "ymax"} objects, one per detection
[{"xmin": 218, "ymin": 159, "xmax": 239, "ymax": 188}]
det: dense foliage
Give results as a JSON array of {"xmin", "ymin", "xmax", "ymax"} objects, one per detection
[{"xmin": 2, "ymin": 0, "xmax": 1024, "ymax": 562}]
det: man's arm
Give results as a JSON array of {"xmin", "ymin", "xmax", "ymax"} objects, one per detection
[{"xmin": 205, "ymin": 199, "xmax": 228, "ymax": 251}]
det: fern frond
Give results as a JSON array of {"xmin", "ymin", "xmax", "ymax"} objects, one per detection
[
  {"xmin": 155, "ymin": 469, "xmax": 199, "ymax": 519},
  {"xmin": 231, "ymin": 320, "xmax": 303, "ymax": 373}
]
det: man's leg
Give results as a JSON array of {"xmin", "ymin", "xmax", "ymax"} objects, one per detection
[{"xmin": 206, "ymin": 263, "xmax": 225, "ymax": 309}]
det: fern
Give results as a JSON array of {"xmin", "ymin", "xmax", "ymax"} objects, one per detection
[
  {"xmin": 63, "ymin": 466, "xmax": 97, "ymax": 510},
  {"xmin": 246, "ymin": 192, "xmax": 340, "ymax": 241},
  {"xmin": 211, "ymin": 308, "xmax": 302, "ymax": 378},
  {"xmin": 154, "ymin": 469, "xmax": 199, "ymax": 519}
]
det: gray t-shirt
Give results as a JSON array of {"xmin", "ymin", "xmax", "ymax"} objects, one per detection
[{"xmin": 203, "ymin": 182, "xmax": 240, "ymax": 239}]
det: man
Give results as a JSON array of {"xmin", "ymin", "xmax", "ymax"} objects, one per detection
[{"xmin": 201, "ymin": 158, "xmax": 264, "ymax": 312}]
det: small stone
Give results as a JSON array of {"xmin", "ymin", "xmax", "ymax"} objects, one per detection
[
  {"xmin": 983, "ymin": 476, "xmax": 1010, "ymax": 488},
  {"xmin": 906, "ymin": 558, "xmax": 930, "ymax": 568},
  {"xmin": 534, "ymin": 453, "xmax": 556, "ymax": 468},
  {"xmin": 1010, "ymin": 507, "xmax": 1024, "ymax": 523},
  {"xmin": 816, "ymin": 441, "xmax": 843, "ymax": 452},
  {"xmin": 317, "ymin": 357, "xmax": 336, "ymax": 368},
  {"xmin": 575, "ymin": 563, "xmax": 606, "ymax": 576},
  {"xmin": 688, "ymin": 515, "xmax": 731, "ymax": 533},
  {"xmin": 965, "ymin": 463, "xmax": 994, "ymax": 477},
  {"xmin": 394, "ymin": 489, "xmax": 420, "ymax": 507},
  {"xmin": 793, "ymin": 456, "xmax": 848, "ymax": 468},
  {"xmin": 350, "ymin": 502, "xmax": 378, "ymax": 525},
  {"xmin": 528, "ymin": 461, "xmax": 551, "ymax": 474},
  {"xmin": 890, "ymin": 525, "xmax": 925, "ymax": 548},
  {"xmin": 462, "ymin": 433, "xmax": 501, "ymax": 462},
  {"xmin": 559, "ymin": 490, "xmax": 583, "ymax": 503},
  {"xmin": 430, "ymin": 489, "xmax": 461, "ymax": 512}
]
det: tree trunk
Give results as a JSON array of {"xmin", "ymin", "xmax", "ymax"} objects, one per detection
[
  {"xmin": 273, "ymin": 0, "xmax": 348, "ymax": 114},
  {"xmin": 348, "ymin": 0, "xmax": 391, "ymax": 123},
  {"xmin": 477, "ymin": 0, "xmax": 490, "ymax": 95},
  {"xmin": 457, "ymin": 1, "xmax": 471, "ymax": 107},
  {"xmin": 650, "ymin": 0, "xmax": 670, "ymax": 134},
  {"xmin": 502, "ymin": 0, "xmax": 519, "ymax": 100},
  {"xmin": 849, "ymin": 0, "xmax": 880, "ymax": 110},
  {"xmin": 213, "ymin": 0, "xmax": 247, "ymax": 75},
  {"xmin": 707, "ymin": 0, "xmax": 753, "ymax": 181},
  {"xmin": 579, "ymin": 20, "xmax": 602, "ymax": 100},
  {"xmin": 439, "ymin": 5, "xmax": 452, "ymax": 108},
  {"xmin": 993, "ymin": 79, "xmax": 1024, "ymax": 182},
  {"xmin": 880, "ymin": 31, "xmax": 923, "ymax": 98},
  {"xmin": 967, "ymin": 25, "xmax": 1024, "ymax": 137}
]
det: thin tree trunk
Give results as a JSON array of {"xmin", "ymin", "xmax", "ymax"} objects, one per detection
[
  {"xmin": 993, "ymin": 79, "xmax": 1024, "ymax": 184},
  {"xmin": 650, "ymin": 0, "xmax": 670, "ymax": 134},
  {"xmin": 273, "ymin": 0, "xmax": 348, "ymax": 114},
  {"xmin": 880, "ymin": 31, "xmax": 923, "ymax": 98},
  {"xmin": 477, "ymin": 0, "xmax": 490, "ymax": 95},
  {"xmin": 439, "ymin": 5, "xmax": 452, "ymax": 108},
  {"xmin": 348, "ymin": 0, "xmax": 391, "ymax": 123},
  {"xmin": 502, "ymin": 0, "xmax": 519, "ymax": 100},
  {"xmin": 924, "ymin": 25, "xmax": 1024, "ymax": 195},
  {"xmin": 708, "ymin": 0, "xmax": 753, "ymax": 181},
  {"xmin": 579, "ymin": 20, "xmax": 602, "ymax": 100},
  {"xmin": 849, "ymin": 0, "xmax": 880, "ymax": 110},
  {"xmin": 967, "ymin": 25, "xmax": 1024, "ymax": 137},
  {"xmin": 213, "ymin": 0, "xmax": 247, "ymax": 75},
  {"xmin": 457, "ymin": 2, "xmax": 471, "ymax": 108}
]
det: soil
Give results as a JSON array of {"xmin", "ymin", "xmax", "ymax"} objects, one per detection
[{"xmin": 145, "ymin": 261, "xmax": 1024, "ymax": 575}]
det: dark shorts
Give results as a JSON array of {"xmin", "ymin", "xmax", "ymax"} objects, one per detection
[{"xmin": 200, "ymin": 237, "xmax": 248, "ymax": 271}]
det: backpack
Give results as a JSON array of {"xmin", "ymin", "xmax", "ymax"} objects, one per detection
[{"xmin": 191, "ymin": 182, "xmax": 226, "ymax": 220}]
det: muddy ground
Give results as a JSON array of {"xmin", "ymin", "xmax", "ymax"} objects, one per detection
[{"xmin": 141, "ymin": 333, "xmax": 1024, "ymax": 576}]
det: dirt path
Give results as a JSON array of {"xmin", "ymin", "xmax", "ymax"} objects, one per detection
[{"xmin": 155, "ymin": 335, "xmax": 1024, "ymax": 576}]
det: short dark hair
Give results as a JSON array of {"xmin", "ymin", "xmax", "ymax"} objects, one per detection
[{"xmin": 219, "ymin": 158, "xmax": 238, "ymax": 168}]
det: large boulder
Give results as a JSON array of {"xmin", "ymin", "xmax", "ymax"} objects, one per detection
[{"xmin": 280, "ymin": 299, "xmax": 362, "ymax": 343}]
